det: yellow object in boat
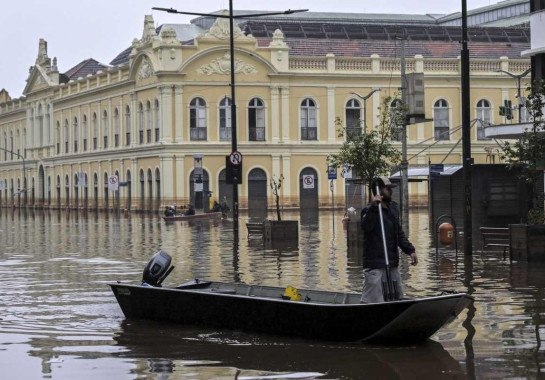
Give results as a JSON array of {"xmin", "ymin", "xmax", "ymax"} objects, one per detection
[{"xmin": 283, "ymin": 285, "xmax": 302, "ymax": 301}]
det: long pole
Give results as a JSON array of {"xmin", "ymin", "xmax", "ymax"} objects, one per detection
[
  {"xmin": 229, "ymin": 0, "xmax": 239, "ymax": 228},
  {"xmin": 461, "ymin": 0, "xmax": 472, "ymax": 255},
  {"xmin": 376, "ymin": 185, "xmax": 396, "ymax": 301},
  {"xmin": 400, "ymin": 37, "xmax": 409, "ymax": 234}
]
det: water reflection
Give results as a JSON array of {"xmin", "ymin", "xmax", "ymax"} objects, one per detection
[
  {"xmin": 1, "ymin": 208, "xmax": 545, "ymax": 378},
  {"xmin": 115, "ymin": 320, "xmax": 465, "ymax": 379}
]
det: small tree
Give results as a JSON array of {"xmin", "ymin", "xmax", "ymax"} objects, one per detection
[
  {"xmin": 328, "ymin": 95, "xmax": 402, "ymax": 201},
  {"xmin": 270, "ymin": 174, "xmax": 284, "ymax": 221},
  {"xmin": 500, "ymin": 79, "xmax": 545, "ymax": 224}
]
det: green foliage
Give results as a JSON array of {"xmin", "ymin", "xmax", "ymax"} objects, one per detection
[
  {"xmin": 500, "ymin": 79, "xmax": 545, "ymax": 218},
  {"xmin": 327, "ymin": 96, "xmax": 402, "ymax": 201}
]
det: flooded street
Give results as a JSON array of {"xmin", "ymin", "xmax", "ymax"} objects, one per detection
[{"xmin": 1, "ymin": 208, "xmax": 544, "ymax": 379}]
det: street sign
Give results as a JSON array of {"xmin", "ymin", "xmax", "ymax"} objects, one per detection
[
  {"xmin": 229, "ymin": 151, "xmax": 242, "ymax": 166},
  {"xmin": 302, "ymin": 174, "xmax": 315, "ymax": 189},
  {"xmin": 327, "ymin": 165, "xmax": 337, "ymax": 180},
  {"xmin": 108, "ymin": 175, "xmax": 119, "ymax": 191},
  {"xmin": 342, "ymin": 164, "xmax": 353, "ymax": 179},
  {"xmin": 225, "ymin": 155, "xmax": 242, "ymax": 184}
]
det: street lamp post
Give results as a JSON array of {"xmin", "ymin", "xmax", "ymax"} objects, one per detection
[
  {"xmin": 153, "ymin": 4, "xmax": 307, "ymax": 227},
  {"xmin": 496, "ymin": 68, "xmax": 532, "ymax": 123},
  {"xmin": 351, "ymin": 89, "xmax": 380, "ymax": 131}
]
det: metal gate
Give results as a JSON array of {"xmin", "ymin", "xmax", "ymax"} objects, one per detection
[
  {"xmin": 190, "ymin": 169, "xmax": 210, "ymax": 211},
  {"xmin": 248, "ymin": 168, "xmax": 267, "ymax": 219}
]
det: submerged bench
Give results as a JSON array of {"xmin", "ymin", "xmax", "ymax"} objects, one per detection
[
  {"xmin": 480, "ymin": 227, "xmax": 510, "ymax": 261},
  {"xmin": 246, "ymin": 222, "xmax": 264, "ymax": 237}
]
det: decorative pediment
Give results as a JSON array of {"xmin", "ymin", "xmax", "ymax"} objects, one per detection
[
  {"xmin": 23, "ymin": 65, "xmax": 53, "ymax": 95},
  {"xmin": 197, "ymin": 53, "xmax": 257, "ymax": 75},
  {"xmin": 198, "ymin": 12, "xmax": 254, "ymax": 42},
  {"xmin": 137, "ymin": 56, "xmax": 154, "ymax": 80}
]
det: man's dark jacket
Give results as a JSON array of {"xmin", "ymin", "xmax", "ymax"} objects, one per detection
[{"xmin": 360, "ymin": 200, "xmax": 415, "ymax": 269}]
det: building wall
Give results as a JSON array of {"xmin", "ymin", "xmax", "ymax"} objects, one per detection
[{"xmin": 0, "ymin": 15, "xmax": 532, "ymax": 211}]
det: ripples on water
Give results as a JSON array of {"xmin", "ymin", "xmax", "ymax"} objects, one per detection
[{"xmin": 0, "ymin": 209, "xmax": 545, "ymax": 379}]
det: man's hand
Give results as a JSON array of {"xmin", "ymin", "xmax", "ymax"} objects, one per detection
[
  {"xmin": 410, "ymin": 252, "xmax": 418, "ymax": 266},
  {"xmin": 372, "ymin": 194, "xmax": 382, "ymax": 205}
]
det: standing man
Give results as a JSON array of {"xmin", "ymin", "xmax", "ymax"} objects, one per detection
[{"xmin": 360, "ymin": 176, "xmax": 418, "ymax": 303}]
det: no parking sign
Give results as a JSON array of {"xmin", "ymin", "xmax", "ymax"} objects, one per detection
[{"xmin": 302, "ymin": 174, "xmax": 315, "ymax": 189}]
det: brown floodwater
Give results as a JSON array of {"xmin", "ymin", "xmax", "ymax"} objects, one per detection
[{"xmin": 0, "ymin": 208, "xmax": 544, "ymax": 379}]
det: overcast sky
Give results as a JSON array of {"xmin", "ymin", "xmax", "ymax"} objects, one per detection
[{"xmin": 0, "ymin": 0, "xmax": 498, "ymax": 98}]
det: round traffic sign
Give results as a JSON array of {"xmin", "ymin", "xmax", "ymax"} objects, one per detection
[{"xmin": 229, "ymin": 151, "xmax": 242, "ymax": 165}]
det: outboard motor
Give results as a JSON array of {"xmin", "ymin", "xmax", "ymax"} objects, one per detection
[{"xmin": 142, "ymin": 250, "xmax": 174, "ymax": 287}]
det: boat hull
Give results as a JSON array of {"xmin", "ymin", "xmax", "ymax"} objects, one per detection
[{"xmin": 109, "ymin": 282, "xmax": 472, "ymax": 344}]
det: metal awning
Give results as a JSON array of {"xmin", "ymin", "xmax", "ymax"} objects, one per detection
[{"xmin": 390, "ymin": 165, "xmax": 463, "ymax": 180}]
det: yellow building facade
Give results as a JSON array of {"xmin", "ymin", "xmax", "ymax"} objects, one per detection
[{"xmin": 0, "ymin": 13, "xmax": 531, "ymax": 212}]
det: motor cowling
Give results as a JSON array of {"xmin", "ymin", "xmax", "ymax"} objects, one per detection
[
  {"xmin": 142, "ymin": 250, "xmax": 174, "ymax": 287},
  {"xmin": 438, "ymin": 223, "xmax": 455, "ymax": 245}
]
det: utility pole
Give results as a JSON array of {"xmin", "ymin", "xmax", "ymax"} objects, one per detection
[
  {"xmin": 495, "ymin": 68, "xmax": 531, "ymax": 123},
  {"xmin": 461, "ymin": 0, "xmax": 472, "ymax": 255},
  {"xmin": 400, "ymin": 37, "xmax": 409, "ymax": 234}
]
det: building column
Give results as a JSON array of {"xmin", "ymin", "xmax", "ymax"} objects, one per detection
[
  {"xmin": 280, "ymin": 86, "xmax": 290, "ymax": 143},
  {"xmin": 130, "ymin": 92, "xmax": 137, "ymax": 148},
  {"xmin": 159, "ymin": 85, "xmax": 173, "ymax": 143},
  {"xmin": 270, "ymin": 86, "xmax": 280, "ymax": 143},
  {"xmin": 174, "ymin": 85, "xmax": 183, "ymax": 142},
  {"xmin": 160, "ymin": 155, "xmax": 174, "ymax": 204},
  {"xmin": 281, "ymin": 154, "xmax": 291, "ymax": 202},
  {"xmin": 176, "ymin": 155, "xmax": 185, "ymax": 200},
  {"xmin": 327, "ymin": 86, "xmax": 336, "ymax": 142}
]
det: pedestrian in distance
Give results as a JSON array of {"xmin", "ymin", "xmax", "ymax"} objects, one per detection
[
  {"xmin": 360, "ymin": 176, "xmax": 418, "ymax": 303},
  {"xmin": 184, "ymin": 204, "xmax": 195, "ymax": 216},
  {"xmin": 211, "ymin": 200, "xmax": 221, "ymax": 212}
]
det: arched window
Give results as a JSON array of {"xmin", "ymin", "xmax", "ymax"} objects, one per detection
[
  {"xmin": 73, "ymin": 117, "xmax": 79, "ymax": 153},
  {"xmin": 114, "ymin": 107, "xmax": 120, "ymax": 147},
  {"xmin": 145, "ymin": 100, "xmax": 152, "ymax": 143},
  {"xmin": 102, "ymin": 110, "xmax": 109, "ymax": 149},
  {"xmin": 300, "ymin": 98, "xmax": 317, "ymax": 140},
  {"xmin": 248, "ymin": 98, "xmax": 265, "ymax": 141},
  {"xmin": 345, "ymin": 99, "xmax": 361, "ymax": 139},
  {"xmin": 125, "ymin": 105, "xmax": 131, "ymax": 146},
  {"xmin": 3, "ymin": 132, "xmax": 7, "ymax": 160},
  {"xmin": 476, "ymin": 99, "xmax": 491, "ymax": 140},
  {"xmin": 155, "ymin": 168, "xmax": 161, "ymax": 209},
  {"xmin": 390, "ymin": 99, "xmax": 403, "ymax": 141},
  {"xmin": 154, "ymin": 99, "xmax": 160, "ymax": 142},
  {"xmin": 138, "ymin": 102, "xmax": 144, "ymax": 144},
  {"xmin": 147, "ymin": 168, "xmax": 153, "ymax": 208},
  {"xmin": 65, "ymin": 174, "xmax": 70, "ymax": 206},
  {"xmin": 433, "ymin": 99, "xmax": 449, "ymax": 141},
  {"xmin": 190, "ymin": 97, "xmax": 207, "ymax": 141},
  {"xmin": 139, "ymin": 169, "xmax": 145, "ymax": 210},
  {"xmin": 219, "ymin": 97, "xmax": 232, "ymax": 141},
  {"xmin": 103, "ymin": 172, "xmax": 109, "ymax": 209},
  {"xmin": 64, "ymin": 119, "xmax": 69, "ymax": 153},
  {"xmin": 82, "ymin": 115, "xmax": 88, "ymax": 151},
  {"xmin": 55, "ymin": 123, "xmax": 60, "ymax": 154},
  {"xmin": 92, "ymin": 112, "xmax": 98, "ymax": 150}
]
